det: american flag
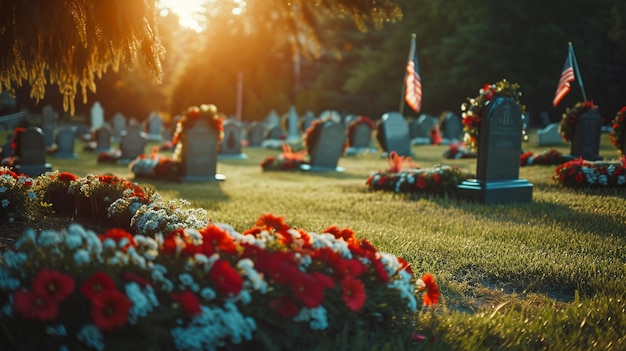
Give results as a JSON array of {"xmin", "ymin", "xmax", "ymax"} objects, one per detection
[
  {"xmin": 404, "ymin": 35, "xmax": 422, "ymax": 113},
  {"xmin": 552, "ymin": 48, "xmax": 575, "ymax": 107}
]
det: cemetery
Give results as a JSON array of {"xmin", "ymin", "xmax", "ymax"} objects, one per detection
[{"xmin": 1, "ymin": 1, "xmax": 625, "ymax": 350}]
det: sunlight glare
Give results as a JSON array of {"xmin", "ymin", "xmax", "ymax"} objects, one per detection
[{"xmin": 158, "ymin": 0, "xmax": 246, "ymax": 32}]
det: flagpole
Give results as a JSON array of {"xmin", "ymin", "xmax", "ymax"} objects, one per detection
[
  {"xmin": 568, "ymin": 42, "xmax": 588, "ymax": 101},
  {"xmin": 399, "ymin": 34, "xmax": 417, "ymax": 115}
]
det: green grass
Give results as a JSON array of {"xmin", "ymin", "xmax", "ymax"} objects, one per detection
[{"xmin": 4, "ymin": 128, "xmax": 626, "ymax": 350}]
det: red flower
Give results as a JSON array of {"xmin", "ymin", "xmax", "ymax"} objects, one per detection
[
  {"xmin": 170, "ymin": 291, "xmax": 202, "ymax": 318},
  {"xmin": 417, "ymin": 174, "xmax": 427, "ymax": 189},
  {"xmin": 432, "ymin": 173, "xmax": 441, "ymax": 185},
  {"xmin": 80, "ymin": 272, "xmax": 117, "ymax": 300},
  {"xmin": 90, "ymin": 290, "xmax": 132, "ymax": 331},
  {"xmin": 341, "ymin": 277, "xmax": 366, "ymax": 312},
  {"xmin": 290, "ymin": 272, "xmax": 331, "ymax": 308},
  {"xmin": 575, "ymin": 173, "xmax": 585, "ymax": 183},
  {"xmin": 253, "ymin": 250, "xmax": 299, "ymax": 284},
  {"xmin": 57, "ymin": 172, "xmax": 78, "ymax": 183},
  {"xmin": 255, "ymin": 213, "xmax": 290, "ymax": 232},
  {"xmin": 13, "ymin": 289, "xmax": 59, "ymax": 321},
  {"xmin": 31, "ymin": 269, "xmax": 75, "ymax": 303},
  {"xmin": 99, "ymin": 228, "xmax": 136, "ymax": 252},
  {"xmin": 208, "ymin": 259, "xmax": 243, "ymax": 296},
  {"xmin": 269, "ymin": 296, "xmax": 299, "ymax": 318},
  {"xmin": 418, "ymin": 273, "xmax": 440, "ymax": 306},
  {"xmin": 323, "ymin": 225, "xmax": 356, "ymax": 241},
  {"xmin": 199, "ymin": 224, "xmax": 238, "ymax": 256}
]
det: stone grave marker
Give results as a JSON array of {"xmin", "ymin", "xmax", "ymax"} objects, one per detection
[
  {"xmin": 319, "ymin": 110, "xmax": 342, "ymax": 124},
  {"xmin": 54, "ymin": 127, "xmax": 78, "ymax": 158},
  {"xmin": 42, "ymin": 124, "xmax": 55, "ymax": 149},
  {"xmin": 94, "ymin": 125, "xmax": 113, "ymax": 152},
  {"xmin": 247, "ymin": 122, "xmax": 265, "ymax": 147},
  {"xmin": 119, "ymin": 124, "xmax": 147, "ymax": 164},
  {"xmin": 300, "ymin": 111, "xmax": 317, "ymax": 133},
  {"xmin": 90, "ymin": 101, "xmax": 104, "ymax": 131},
  {"xmin": 457, "ymin": 97, "xmax": 533, "ymax": 204},
  {"xmin": 112, "ymin": 112, "xmax": 126, "ymax": 142},
  {"xmin": 219, "ymin": 119, "xmax": 247, "ymax": 159},
  {"xmin": 146, "ymin": 113, "xmax": 164, "ymax": 141},
  {"xmin": 264, "ymin": 110, "xmax": 280, "ymax": 129},
  {"xmin": 181, "ymin": 118, "xmax": 225, "ymax": 181},
  {"xmin": 265, "ymin": 126, "xmax": 285, "ymax": 140},
  {"xmin": 302, "ymin": 120, "xmax": 345, "ymax": 171},
  {"xmin": 536, "ymin": 123, "xmax": 562, "ymax": 146},
  {"xmin": 376, "ymin": 112, "xmax": 411, "ymax": 157},
  {"xmin": 409, "ymin": 114, "xmax": 438, "ymax": 145},
  {"xmin": 42, "ymin": 104, "xmax": 58, "ymax": 126},
  {"xmin": 285, "ymin": 105, "xmax": 300, "ymax": 142},
  {"xmin": 14, "ymin": 127, "xmax": 52, "ymax": 177},
  {"xmin": 441, "ymin": 112, "xmax": 463, "ymax": 142},
  {"xmin": 569, "ymin": 109, "xmax": 603, "ymax": 161}
]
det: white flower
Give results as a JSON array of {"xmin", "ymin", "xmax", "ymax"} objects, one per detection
[
  {"xmin": 1, "ymin": 198, "xmax": 10, "ymax": 208},
  {"xmin": 76, "ymin": 324, "xmax": 104, "ymax": 351}
]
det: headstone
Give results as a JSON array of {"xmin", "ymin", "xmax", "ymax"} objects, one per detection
[
  {"xmin": 457, "ymin": 97, "xmax": 533, "ymax": 204},
  {"xmin": 14, "ymin": 127, "xmax": 52, "ymax": 177},
  {"xmin": 300, "ymin": 111, "xmax": 317, "ymax": 133},
  {"xmin": 441, "ymin": 112, "xmax": 463, "ymax": 142},
  {"xmin": 285, "ymin": 106, "xmax": 300, "ymax": 142},
  {"xmin": 42, "ymin": 124, "xmax": 55, "ymax": 149},
  {"xmin": 536, "ymin": 123, "xmax": 562, "ymax": 146},
  {"xmin": 264, "ymin": 110, "xmax": 280, "ymax": 129},
  {"xmin": 265, "ymin": 126, "xmax": 285, "ymax": 140},
  {"xmin": 112, "ymin": 112, "xmax": 126, "ymax": 142},
  {"xmin": 94, "ymin": 125, "xmax": 113, "ymax": 152},
  {"xmin": 54, "ymin": 127, "xmax": 78, "ymax": 158},
  {"xmin": 247, "ymin": 122, "xmax": 265, "ymax": 147},
  {"xmin": 569, "ymin": 109, "xmax": 603, "ymax": 161},
  {"xmin": 90, "ymin": 101, "xmax": 104, "ymax": 131},
  {"xmin": 219, "ymin": 119, "xmax": 247, "ymax": 159},
  {"xmin": 42, "ymin": 104, "xmax": 58, "ymax": 126},
  {"xmin": 376, "ymin": 112, "xmax": 411, "ymax": 157},
  {"xmin": 301, "ymin": 121, "xmax": 345, "ymax": 171},
  {"xmin": 146, "ymin": 113, "xmax": 164, "ymax": 141},
  {"xmin": 319, "ymin": 110, "xmax": 342, "ymax": 124},
  {"xmin": 409, "ymin": 114, "xmax": 438, "ymax": 145},
  {"xmin": 343, "ymin": 114, "xmax": 358, "ymax": 127},
  {"xmin": 181, "ymin": 118, "xmax": 225, "ymax": 181},
  {"xmin": 349, "ymin": 123, "xmax": 372, "ymax": 149},
  {"xmin": 119, "ymin": 124, "xmax": 147, "ymax": 164}
]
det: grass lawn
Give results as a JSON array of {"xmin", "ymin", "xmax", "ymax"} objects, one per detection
[{"xmin": 2, "ymin": 127, "xmax": 625, "ymax": 350}]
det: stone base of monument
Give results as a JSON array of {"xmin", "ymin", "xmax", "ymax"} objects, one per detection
[
  {"xmin": 218, "ymin": 153, "xmax": 248, "ymax": 160},
  {"xmin": 300, "ymin": 164, "xmax": 345, "ymax": 172},
  {"xmin": 457, "ymin": 179, "xmax": 533, "ymax": 204},
  {"xmin": 181, "ymin": 174, "xmax": 226, "ymax": 182},
  {"xmin": 14, "ymin": 164, "xmax": 53, "ymax": 178},
  {"xmin": 563, "ymin": 154, "xmax": 603, "ymax": 161}
]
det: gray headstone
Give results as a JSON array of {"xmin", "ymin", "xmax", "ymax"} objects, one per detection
[
  {"xmin": 14, "ymin": 127, "xmax": 52, "ymax": 177},
  {"xmin": 94, "ymin": 125, "xmax": 113, "ymax": 152},
  {"xmin": 300, "ymin": 111, "xmax": 317, "ymax": 133},
  {"xmin": 409, "ymin": 114, "xmax": 438, "ymax": 140},
  {"xmin": 146, "ymin": 113, "xmax": 164, "ymax": 141},
  {"xmin": 536, "ymin": 123, "xmax": 562, "ymax": 146},
  {"xmin": 264, "ymin": 110, "xmax": 280, "ymax": 129},
  {"xmin": 441, "ymin": 112, "xmax": 463, "ymax": 141},
  {"xmin": 377, "ymin": 112, "xmax": 411, "ymax": 157},
  {"xmin": 42, "ymin": 104, "xmax": 58, "ymax": 126},
  {"xmin": 220, "ymin": 119, "xmax": 245, "ymax": 156},
  {"xmin": 90, "ymin": 101, "xmax": 104, "ymax": 131},
  {"xmin": 570, "ymin": 109, "xmax": 603, "ymax": 161},
  {"xmin": 306, "ymin": 121, "xmax": 346, "ymax": 170},
  {"xmin": 42, "ymin": 124, "xmax": 55, "ymax": 148},
  {"xmin": 349, "ymin": 122, "xmax": 372, "ymax": 148},
  {"xmin": 55, "ymin": 127, "xmax": 78, "ymax": 158},
  {"xmin": 112, "ymin": 112, "xmax": 126, "ymax": 142},
  {"xmin": 247, "ymin": 122, "xmax": 265, "ymax": 147},
  {"xmin": 120, "ymin": 125, "xmax": 147, "ymax": 162},
  {"xmin": 286, "ymin": 106, "xmax": 300, "ymax": 141},
  {"xmin": 457, "ymin": 97, "xmax": 533, "ymax": 204},
  {"xmin": 266, "ymin": 126, "xmax": 285, "ymax": 140},
  {"xmin": 181, "ymin": 118, "xmax": 224, "ymax": 181}
]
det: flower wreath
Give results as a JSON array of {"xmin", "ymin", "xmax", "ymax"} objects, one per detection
[
  {"xmin": 559, "ymin": 100, "xmax": 597, "ymax": 142},
  {"xmin": 172, "ymin": 104, "xmax": 224, "ymax": 163},
  {"xmin": 461, "ymin": 79, "xmax": 525, "ymax": 151},
  {"xmin": 303, "ymin": 118, "xmax": 348, "ymax": 156},
  {"xmin": 609, "ymin": 106, "xmax": 626, "ymax": 154},
  {"xmin": 346, "ymin": 116, "xmax": 376, "ymax": 146}
]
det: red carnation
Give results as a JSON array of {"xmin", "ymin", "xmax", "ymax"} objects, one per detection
[
  {"xmin": 31, "ymin": 269, "xmax": 75, "ymax": 303},
  {"xmin": 208, "ymin": 259, "xmax": 243, "ymax": 296},
  {"xmin": 170, "ymin": 291, "xmax": 202, "ymax": 318},
  {"xmin": 341, "ymin": 276, "xmax": 366, "ymax": 312},
  {"xmin": 13, "ymin": 289, "xmax": 59, "ymax": 321},
  {"xmin": 90, "ymin": 290, "xmax": 131, "ymax": 331},
  {"xmin": 269, "ymin": 296, "xmax": 299, "ymax": 318},
  {"xmin": 419, "ymin": 273, "xmax": 440, "ymax": 306},
  {"xmin": 80, "ymin": 272, "xmax": 117, "ymax": 300}
]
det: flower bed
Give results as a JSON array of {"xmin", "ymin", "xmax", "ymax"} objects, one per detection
[
  {"xmin": 0, "ymin": 172, "xmax": 439, "ymax": 350},
  {"xmin": 0, "ymin": 167, "xmax": 36, "ymax": 222},
  {"xmin": 520, "ymin": 149, "xmax": 564, "ymax": 166},
  {"xmin": 366, "ymin": 152, "xmax": 474, "ymax": 195},
  {"xmin": 552, "ymin": 157, "xmax": 626, "ymax": 188}
]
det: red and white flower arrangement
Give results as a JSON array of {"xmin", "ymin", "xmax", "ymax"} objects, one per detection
[
  {"xmin": 552, "ymin": 156, "xmax": 626, "ymax": 188},
  {"xmin": 559, "ymin": 100, "xmax": 598, "ymax": 142},
  {"xmin": 609, "ymin": 106, "xmax": 626, "ymax": 155},
  {"xmin": 0, "ymin": 183, "xmax": 439, "ymax": 350},
  {"xmin": 520, "ymin": 149, "xmax": 564, "ymax": 167}
]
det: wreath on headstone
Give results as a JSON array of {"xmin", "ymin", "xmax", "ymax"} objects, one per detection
[
  {"xmin": 609, "ymin": 106, "xmax": 626, "ymax": 155},
  {"xmin": 172, "ymin": 104, "xmax": 224, "ymax": 163},
  {"xmin": 461, "ymin": 79, "xmax": 525, "ymax": 151},
  {"xmin": 558, "ymin": 100, "xmax": 597, "ymax": 142},
  {"xmin": 346, "ymin": 116, "xmax": 376, "ymax": 146}
]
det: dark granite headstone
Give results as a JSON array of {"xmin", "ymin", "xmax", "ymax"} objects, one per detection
[
  {"xmin": 265, "ymin": 126, "xmax": 285, "ymax": 140},
  {"xmin": 14, "ymin": 127, "xmax": 52, "ymax": 177},
  {"xmin": 376, "ymin": 112, "xmax": 411, "ymax": 157},
  {"xmin": 302, "ymin": 121, "xmax": 345, "ymax": 171},
  {"xmin": 146, "ymin": 113, "xmax": 164, "ymax": 141},
  {"xmin": 457, "ymin": 97, "xmax": 533, "ymax": 204},
  {"xmin": 119, "ymin": 125, "xmax": 147, "ymax": 164},
  {"xmin": 55, "ymin": 128, "xmax": 78, "ymax": 158},
  {"xmin": 441, "ymin": 112, "xmax": 463, "ymax": 142},
  {"xmin": 247, "ymin": 122, "xmax": 265, "ymax": 147},
  {"xmin": 94, "ymin": 125, "xmax": 113, "ymax": 152},
  {"xmin": 181, "ymin": 118, "xmax": 225, "ymax": 181},
  {"xmin": 112, "ymin": 112, "xmax": 126, "ymax": 142},
  {"xmin": 350, "ymin": 123, "xmax": 372, "ymax": 148},
  {"xmin": 570, "ymin": 109, "xmax": 603, "ymax": 161},
  {"xmin": 409, "ymin": 114, "xmax": 438, "ymax": 144},
  {"xmin": 219, "ymin": 119, "xmax": 247, "ymax": 159}
]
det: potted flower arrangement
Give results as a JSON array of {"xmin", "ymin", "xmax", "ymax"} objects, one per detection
[
  {"xmin": 559, "ymin": 100, "xmax": 598, "ymax": 142},
  {"xmin": 0, "ymin": 207, "xmax": 439, "ymax": 350},
  {"xmin": 33, "ymin": 171, "xmax": 79, "ymax": 216},
  {"xmin": 260, "ymin": 144, "xmax": 308, "ymax": 171},
  {"xmin": 552, "ymin": 156, "xmax": 626, "ymax": 188},
  {"xmin": 0, "ymin": 167, "xmax": 37, "ymax": 222},
  {"xmin": 609, "ymin": 106, "xmax": 626, "ymax": 155},
  {"xmin": 461, "ymin": 79, "xmax": 525, "ymax": 151}
]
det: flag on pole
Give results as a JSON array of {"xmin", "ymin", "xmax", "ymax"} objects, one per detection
[
  {"xmin": 404, "ymin": 34, "xmax": 422, "ymax": 113},
  {"xmin": 552, "ymin": 44, "xmax": 576, "ymax": 107}
]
